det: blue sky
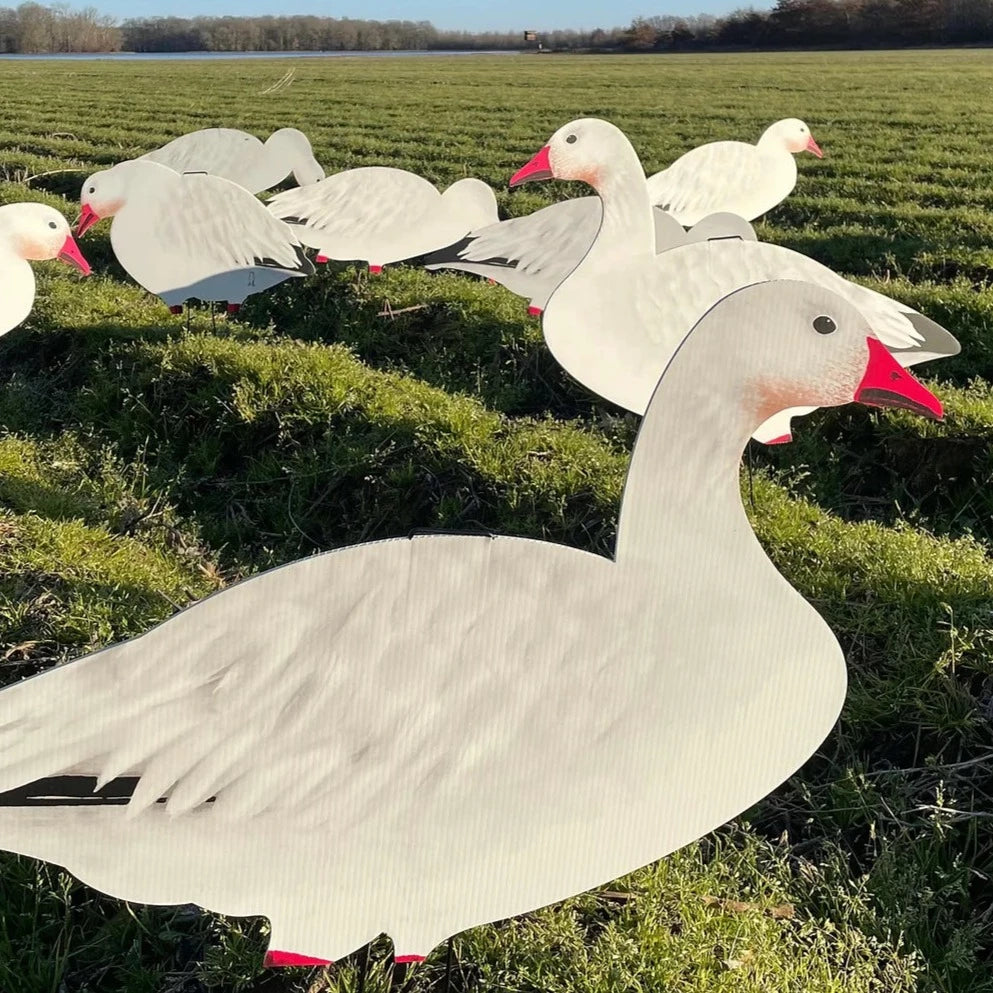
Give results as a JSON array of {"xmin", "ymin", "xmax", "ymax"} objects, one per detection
[{"xmin": 94, "ymin": 0, "xmax": 755, "ymax": 32}]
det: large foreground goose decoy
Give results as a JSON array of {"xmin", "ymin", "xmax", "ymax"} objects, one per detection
[
  {"xmin": 75, "ymin": 160, "xmax": 314, "ymax": 314},
  {"xmin": 0, "ymin": 202, "xmax": 90, "ymax": 335},
  {"xmin": 0, "ymin": 281, "xmax": 942, "ymax": 968},
  {"xmin": 510, "ymin": 118, "xmax": 958, "ymax": 445},
  {"xmin": 267, "ymin": 166, "xmax": 499, "ymax": 272},
  {"xmin": 645, "ymin": 118, "xmax": 823, "ymax": 226},
  {"xmin": 423, "ymin": 197, "xmax": 755, "ymax": 316},
  {"xmin": 141, "ymin": 127, "xmax": 326, "ymax": 195}
]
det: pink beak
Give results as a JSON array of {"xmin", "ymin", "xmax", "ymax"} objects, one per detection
[
  {"xmin": 75, "ymin": 203, "xmax": 101, "ymax": 238},
  {"xmin": 57, "ymin": 234, "xmax": 91, "ymax": 275},
  {"xmin": 510, "ymin": 145, "xmax": 553, "ymax": 188},
  {"xmin": 806, "ymin": 135, "xmax": 824, "ymax": 158},
  {"xmin": 854, "ymin": 337, "xmax": 942, "ymax": 420}
]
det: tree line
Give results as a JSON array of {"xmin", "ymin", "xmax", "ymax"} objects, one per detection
[
  {"xmin": 622, "ymin": 0, "xmax": 993, "ymax": 51},
  {"xmin": 0, "ymin": 0, "xmax": 990, "ymax": 54}
]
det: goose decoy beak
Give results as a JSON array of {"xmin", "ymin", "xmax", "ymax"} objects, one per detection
[
  {"xmin": 806, "ymin": 135, "xmax": 824, "ymax": 158},
  {"xmin": 855, "ymin": 337, "xmax": 942, "ymax": 420},
  {"xmin": 56, "ymin": 234, "xmax": 91, "ymax": 275},
  {"xmin": 510, "ymin": 146, "xmax": 552, "ymax": 188},
  {"xmin": 74, "ymin": 204, "xmax": 100, "ymax": 238}
]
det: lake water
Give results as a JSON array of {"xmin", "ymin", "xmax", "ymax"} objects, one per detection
[{"xmin": 0, "ymin": 49, "xmax": 514, "ymax": 62}]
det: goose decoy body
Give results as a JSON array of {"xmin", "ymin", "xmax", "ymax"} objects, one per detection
[
  {"xmin": 141, "ymin": 127, "xmax": 326, "ymax": 195},
  {"xmin": 76, "ymin": 160, "xmax": 314, "ymax": 313},
  {"xmin": 646, "ymin": 118, "xmax": 823, "ymax": 226},
  {"xmin": 267, "ymin": 167, "xmax": 499, "ymax": 272},
  {"xmin": 0, "ymin": 279, "xmax": 942, "ymax": 967},
  {"xmin": 510, "ymin": 118, "xmax": 957, "ymax": 445}
]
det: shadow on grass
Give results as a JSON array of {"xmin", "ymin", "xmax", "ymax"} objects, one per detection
[{"xmin": 238, "ymin": 262, "xmax": 621, "ymax": 425}]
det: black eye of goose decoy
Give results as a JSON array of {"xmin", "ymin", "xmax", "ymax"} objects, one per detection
[
  {"xmin": 566, "ymin": 134, "xmax": 578, "ymax": 144},
  {"xmin": 812, "ymin": 315, "xmax": 836, "ymax": 335},
  {"xmin": 47, "ymin": 221, "xmax": 57, "ymax": 229}
]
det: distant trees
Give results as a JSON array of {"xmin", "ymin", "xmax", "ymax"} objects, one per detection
[
  {"xmin": 621, "ymin": 0, "xmax": 993, "ymax": 50},
  {"xmin": 0, "ymin": 0, "xmax": 990, "ymax": 54},
  {"xmin": 117, "ymin": 18, "xmax": 619, "ymax": 53},
  {"xmin": 0, "ymin": 2, "xmax": 119, "ymax": 52},
  {"xmin": 118, "ymin": 16, "xmax": 526, "ymax": 53}
]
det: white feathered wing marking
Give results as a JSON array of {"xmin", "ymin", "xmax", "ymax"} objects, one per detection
[
  {"xmin": 654, "ymin": 241, "xmax": 936, "ymax": 353},
  {"xmin": 156, "ymin": 174, "xmax": 310, "ymax": 274},
  {"xmin": 646, "ymin": 141, "xmax": 780, "ymax": 224},
  {"xmin": 0, "ymin": 534, "xmax": 609, "ymax": 831},
  {"xmin": 267, "ymin": 167, "xmax": 438, "ymax": 238}
]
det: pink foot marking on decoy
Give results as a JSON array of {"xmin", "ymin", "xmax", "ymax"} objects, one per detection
[
  {"xmin": 487, "ymin": 278, "xmax": 497, "ymax": 285},
  {"xmin": 395, "ymin": 954, "xmax": 426, "ymax": 964},
  {"xmin": 316, "ymin": 254, "xmax": 329, "ymax": 263},
  {"xmin": 369, "ymin": 264, "xmax": 383, "ymax": 274},
  {"xmin": 168, "ymin": 305, "xmax": 183, "ymax": 315},
  {"xmin": 227, "ymin": 303, "xmax": 240, "ymax": 314},
  {"xmin": 264, "ymin": 950, "xmax": 334, "ymax": 967},
  {"xmin": 527, "ymin": 305, "xmax": 543, "ymax": 316},
  {"xmin": 766, "ymin": 434, "xmax": 792, "ymax": 445}
]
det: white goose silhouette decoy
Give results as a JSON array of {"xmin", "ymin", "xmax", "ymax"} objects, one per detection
[
  {"xmin": 0, "ymin": 202, "xmax": 90, "ymax": 335},
  {"xmin": 423, "ymin": 197, "xmax": 755, "ymax": 316},
  {"xmin": 76, "ymin": 160, "xmax": 314, "ymax": 314},
  {"xmin": 510, "ymin": 119, "xmax": 958, "ymax": 445},
  {"xmin": 646, "ymin": 118, "xmax": 823, "ymax": 226},
  {"xmin": 267, "ymin": 166, "xmax": 499, "ymax": 272},
  {"xmin": 0, "ymin": 280, "xmax": 943, "ymax": 968},
  {"xmin": 141, "ymin": 127, "xmax": 326, "ymax": 195}
]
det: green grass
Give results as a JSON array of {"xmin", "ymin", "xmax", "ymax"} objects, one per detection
[{"xmin": 0, "ymin": 49, "xmax": 992, "ymax": 992}]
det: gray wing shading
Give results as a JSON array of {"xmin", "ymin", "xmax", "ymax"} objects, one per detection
[
  {"xmin": 424, "ymin": 197, "xmax": 602, "ymax": 275},
  {"xmin": 161, "ymin": 175, "xmax": 313, "ymax": 274},
  {"xmin": 882, "ymin": 308, "xmax": 960, "ymax": 364}
]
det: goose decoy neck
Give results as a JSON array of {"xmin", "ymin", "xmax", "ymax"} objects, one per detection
[
  {"xmin": 587, "ymin": 143, "xmax": 654, "ymax": 263},
  {"xmin": 614, "ymin": 358, "xmax": 751, "ymax": 568}
]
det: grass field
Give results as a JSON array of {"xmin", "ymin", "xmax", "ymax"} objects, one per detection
[{"xmin": 0, "ymin": 48, "xmax": 992, "ymax": 993}]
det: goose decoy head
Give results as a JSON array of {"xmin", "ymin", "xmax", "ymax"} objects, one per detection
[
  {"xmin": 0, "ymin": 202, "xmax": 90, "ymax": 275},
  {"xmin": 762, "ymin": 118, "xmax": 823, "ymax": 158},
  {"xmin": 509, "ymin": 118, "xmax": 634, "ymax": 190},
  {"xmin": 702, "ymin": 281, "xmax": 942, "ymax": 427},
  {"xmin": 267, "ymin": 128, "xmax": 326, "ymax": 187},
  {"xmin": 77, "ymin": 162, "xmax": 146, "ymax": 236}
]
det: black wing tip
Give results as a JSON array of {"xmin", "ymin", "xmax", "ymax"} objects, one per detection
[
  {"xmin": 423, "ymin": 236, "xmax": 521, "ymax": 271},
  {"xmin": 0, "ymin": 774, "xmax": 138, "ymax": 806},
  {"xmin": 251, "ymin": 242, "xmax": 315, "ymax": 275},
  {"xmin": 0, "ymin": 774, "xmax": 217, "ymax": 807},
  {"xmin": 422, "ymin": 234, "xmax": 476, "ymax": 267}
]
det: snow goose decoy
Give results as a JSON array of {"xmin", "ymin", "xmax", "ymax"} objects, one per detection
[
  {"xmin": 141, "ymin": 127, "xmax": 326, "ymax": 195},
  {"xmin": 423, "ymin": 198, "xmax": 755, "ymax": 316},
  {"xmin": 267, "ymin": 166, "xmax": 499, "ymax": 272},
  {"xmin": 75, "ymin": 160, "xmax": 314, "ymax": 314},
  {"xmin": 0, "ymin": 280, "xmax": 943, "ymax": 968},
  {"xmin": 511, "ymin": 118, "xmax": 958, "ymax": 444},
  {"xmin": 646, "ymin": 118, "xmax": 823, "ymax": 226},
  {"xmin": 0, "ymin": 203, "xmax": 90, "ymax": 336}
]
